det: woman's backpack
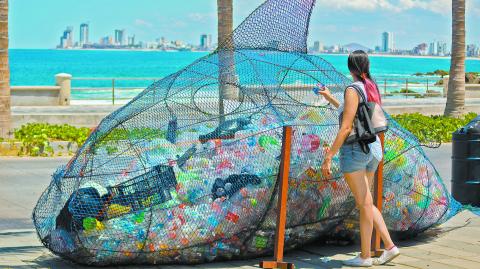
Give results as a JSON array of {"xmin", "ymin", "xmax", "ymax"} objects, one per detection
[{"xmin": 343, "ymin": 84, "xmax": 388, "ymax": 151}]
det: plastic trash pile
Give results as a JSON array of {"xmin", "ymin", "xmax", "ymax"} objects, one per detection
[{"xmin": 32, "ymin": 0, "xmax": 460, "ymax": 265}]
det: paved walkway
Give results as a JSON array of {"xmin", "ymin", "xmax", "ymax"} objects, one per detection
[
  {"xmin": 1, "ymin": 210, "xmax": 479, "ymax": 269},
  {"xmin": 1, "ymin": 144, "xmax": 479, "ymax": 268}
]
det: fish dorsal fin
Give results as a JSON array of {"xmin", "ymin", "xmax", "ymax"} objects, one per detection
[{"xmin": 217, "ymin": 0, "xmax": 316, "ymax": 53}]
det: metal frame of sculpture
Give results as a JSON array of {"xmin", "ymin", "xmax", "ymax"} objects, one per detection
[{"xmin": 33, "ymin": 0, "xmax": 460, "ymax": 265}]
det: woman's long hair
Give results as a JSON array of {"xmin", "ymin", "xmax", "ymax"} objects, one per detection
[{"xmin": 347, "ymin": 50, "xmax": 382, "ymax": 105}]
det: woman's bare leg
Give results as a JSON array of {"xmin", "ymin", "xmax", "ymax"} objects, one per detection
[
  {"xmin": 366, "ymin": 171, "xmax": 395, "ymax": 249},
  {"xmin": 344, "ymin": 170, "xmax": 374, "ymax": 259}
]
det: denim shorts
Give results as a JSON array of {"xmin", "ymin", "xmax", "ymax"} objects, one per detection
[{"xmin": 339, "ymin": 143, "xmax": 380, "ymax": 174}]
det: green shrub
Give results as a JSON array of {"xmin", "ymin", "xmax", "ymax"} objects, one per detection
[
  {"xmin": 415, "ymin": 69, "xmax": 449, "ymax": 77},
  {"xmin": 392, "ymin": 112, "xmax": 478, "ymax": 143},
  {"xmin": 93, "ymin": 128, "xmax": 168, "ymax": 155},
  {"xmin": 14, "ymin": 123, "xmax": 90, "ymax": 156},
  {"xmin": 7, "ymin": 113, "xmax": 479, "ymax": 156},
  {"xmin": 391, "ymin": 88, "xmax": 422, "ymax": 98},
  {"xmin": 399, "ymin": 88, "xmax": 418, "ymax": 94}
]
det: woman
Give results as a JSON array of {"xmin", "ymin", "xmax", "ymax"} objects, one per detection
[{"xmin": 319, "ymin": 50, "xmax": 399, "ymax": 267}]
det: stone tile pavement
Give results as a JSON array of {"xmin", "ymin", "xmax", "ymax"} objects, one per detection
[
  {"xmin": 0, "ymin": 145, "xmax": 477, "ymax": 268},
  {"xmin": 0, "ymin": 210, "xmax": 479, "ymax": 269}
]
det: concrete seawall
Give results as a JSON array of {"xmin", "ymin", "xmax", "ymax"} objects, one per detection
[{"xmin": 11, "ymin": 73, "xmax": 72, "ymax": 106}]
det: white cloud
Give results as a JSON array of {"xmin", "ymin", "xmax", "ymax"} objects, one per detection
[
  {"xmin": 398, "ymin": 0, "xmax": 451, "ymax": 15},
  {"xmin": 134, "ymin": 19, "xmax": 153, "ymax": 28},
  {"xmin": 172, "ymin": 21, "xmax": 186, "ymax": 28},
  {"xmin": 187, "ymin": 12, "xmax": 216, "ymax": 22},
  {"xmin": 317, "ymin": 0, "xmax": 453, "ymax": 15},
  {"xmin": 467, "ymin": 0, "xmax": 480, "ymax": 15},
  {"xmin": 350, "ymin": 26, "xmax": 366, "ymax": 33},
  {"xmin": 317, "ymin": 0, "xmax": 399, "ymax": 11},
  {"xmin": 318, "ymin": 24, "xmax": 338, "ymax": 32}
]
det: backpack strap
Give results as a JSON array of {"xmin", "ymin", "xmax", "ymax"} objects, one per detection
[{"xmin": 345, "ymin": 83, "xmax": 367, "ymax": 103}]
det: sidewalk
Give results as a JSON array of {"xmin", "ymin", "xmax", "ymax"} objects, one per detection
[
  {"xmin": 0, "ymin": 210, "xmax": 479, "ymax": 268},
  {"xmin": 1, "ymin": 145, "xmax": 479, "ymax": 268}
]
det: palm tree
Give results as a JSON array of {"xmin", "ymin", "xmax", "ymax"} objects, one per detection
[
  {"xmin": 217, "ymin": 0, "xmax": 237, "ymax": 123},
  {"xmin": 217, "ymin": 0, "xmax": 233, "ymax": 49},
  {"xmin": 0, "ymin": 0, "xmax": 9, "ymax": 138},
  {"xmin": 444, "ymin": 0, "xmax": 466, "ymax": 117}
]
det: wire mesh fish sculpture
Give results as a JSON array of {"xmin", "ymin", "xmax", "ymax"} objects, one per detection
[{"xmin": 33, "ymin": 0, "xmax": 460, "ymax": 265}]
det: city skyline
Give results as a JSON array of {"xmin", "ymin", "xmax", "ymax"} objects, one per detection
[
  {"xmin": 48, "ymin": 19, "xmax": 480, "ymax": 53},
  {"xmin": 55, "ymin": 22, "xmax": 479, "ymax": 57},
  {"xmin": 9, "ymin": 0, "xmax": 480, "ymax": 49},
  {"xmin": 56, "ymin": 23, "xmax": 215, "ymax": 51}
]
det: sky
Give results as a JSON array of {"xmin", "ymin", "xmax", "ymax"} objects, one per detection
[{"xmin": 9, "ymin": 0, "xmax": 480, "ymax": 50}]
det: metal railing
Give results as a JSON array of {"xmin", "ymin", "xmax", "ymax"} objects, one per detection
[
  {"xmin": 71, "ymin": 76, "xmax": 445, "ymax": 104},
  {"xmin": 374, "ymin": 76, "xmax": 444, "ymax": 99},
  {"xmin": 71, "ymin": 77, "xmax": 164, "ymax": 105}
]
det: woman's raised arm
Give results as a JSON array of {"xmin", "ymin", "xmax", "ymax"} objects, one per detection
[
  {"xmin": 321, "ymin": 87, "xmax": 359, "ymax": 177},
  {"xmin": 317, "ymin": 86, "xmax": 341, "ymax": 108}
]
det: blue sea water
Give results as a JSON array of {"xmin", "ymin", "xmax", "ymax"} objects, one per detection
[
  {"xmin": 9, "ymin": 49, "xmax": 480, "ymax": 100},
  {"xmin": 10, "ymin": 49, "xmax": 206, "ymax": 86}
]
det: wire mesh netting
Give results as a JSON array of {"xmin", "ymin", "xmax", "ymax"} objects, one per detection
[{"xmin": 32, "ymin": 0, "xmax": 460, "ymax": 265}]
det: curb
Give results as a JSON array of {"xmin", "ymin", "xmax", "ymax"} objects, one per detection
[
  {"xmin": 0, "ymin": 229, "xmax": 36, "ymax": 235},
  {"xmin": 0, "ymin": 141, "xmax": 78, "ymax": 156}
]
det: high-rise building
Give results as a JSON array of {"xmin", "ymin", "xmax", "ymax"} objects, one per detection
[
  {"xmin": 156, "ymin": 37, "xmax": 167, "ymax": 49},
  {"xmin": 100, "ymin": 36, "xmax": 113, "ymax": 45},
  {"xmin": 332, "ymin": 44, "xmax": 340, "ymax": 53},
  {"xmin": 59, "ymin": 36, "xmax": 65, "ymax": 48},
  {"xmin": 312, "ymin": 41, "xmax": 321, "ymax": 53},
  {"xmin": 128, "ymin": 35, "xmax": 135, "ymax": 47},
  {"xmin": 146, "ymin": 41, "xmax": 158, "ymax": 49},
  {"xmin": 207, "ymin": 34, "xmax": 212, "ymax": 48},
  {"xmin": 437, "ymin": 41, "xmax": 448, "ymax": 56},
  {"xmin": 318, "ymin": 42, "xmax": 324, "ymax": 52},
  {"xmin": 79, "ymin": 23, "xmax": 89, "ymax": 47},
  {"xmin": 58, "ymin": 26, "xmax": 73, "ymax": 49},
  {"xmin": 200, "ymin": 34, "xmax": 212, "ymax": 49},
  {"xmin": 174, "ymin": 40, "xmax": 184, "ymax": 47},
  {"xmin": 413, "ymin": 43, "xmax": 428, "ymax": 55},
  {"xmin": 467, "ymin": 44, "xmax": 479, "ymax": 57},
  {"xmin": 381, "ymin": 32, "xmax": 394, "ymax": 53},
  {"xmin": 114, "ymin": 29, "xmax": 126, "ymax": 46},
  {"xmin": 429, "ymin": 41, "xmax": 438, "ymax": 55}
]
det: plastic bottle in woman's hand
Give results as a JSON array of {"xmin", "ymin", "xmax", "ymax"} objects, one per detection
[
  {"xmin": 314, "ymin": 83, "xmax": 332, "ymax": 98},
  {"xmin": 312, "ymin": 82, "xmax": 325, "ymax": 95}
]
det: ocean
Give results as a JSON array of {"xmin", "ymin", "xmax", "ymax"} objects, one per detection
[{"xmin": 9, "ymin": 49, "xmax": 480, "ymax": 100}]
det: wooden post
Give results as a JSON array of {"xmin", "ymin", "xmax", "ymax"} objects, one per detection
[
  {"xmin": 384, "ymin": 79, "xmax": 387, "ymax": 95},
  {"xmin": 260, "ymin": 126, "xmax": 295, "ymax": 269},
  {"xmin": 372, "ymin": 133, "xmax": 385, "ymax": 257},
  {"xmin": 112, "ymin": 79, "xmax": 115, "ymax": 105},
  {"xmin": 405, "ymin": 79, "xmax": 408, "ymax": 98}
]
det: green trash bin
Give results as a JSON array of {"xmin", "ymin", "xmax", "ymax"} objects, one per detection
[{"xmin": 452, "ymin": 115, "xmax": 480, "ymax": 206}]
